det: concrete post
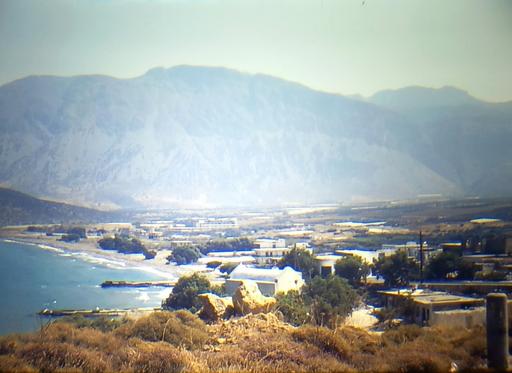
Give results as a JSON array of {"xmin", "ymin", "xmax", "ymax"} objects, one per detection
[{"xmin": 486, "ymin": 293, "xmax": 509, "ymax": 370}]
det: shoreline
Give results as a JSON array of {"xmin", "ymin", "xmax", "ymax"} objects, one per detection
[{"xmin": 0, "ymin": 232, "xmax": 213, "ymax": 282}]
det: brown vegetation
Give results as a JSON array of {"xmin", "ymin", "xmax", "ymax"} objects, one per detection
[{"xmin": 0, "ymin": 311, "xmax": 487, "ymax": 373}]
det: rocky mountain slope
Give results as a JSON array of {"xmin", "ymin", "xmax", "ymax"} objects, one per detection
[
  {"xmin": 0, "ymin": 66, "xmax": 510, "ymax": 208},
  {"xmin": 0, "ymin": 187, "xmax": 121, "ymax": 226}
]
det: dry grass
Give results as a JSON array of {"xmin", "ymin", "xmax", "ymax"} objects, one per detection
[
  {"xmin": 0, "ymin": 312, "xmax": 487, "ymax": 373},
  {"xmin": 115, "ymin": 310, "xmax": 208, "ymax": 349}
]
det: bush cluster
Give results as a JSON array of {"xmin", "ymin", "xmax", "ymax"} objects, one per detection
[
  {"xmin": 98, "ymin": 235, "xmax": 155, "ymax": 259},
  {"xmin": 167, "ymin": 246, "xmax": 201, "ymax": 265},
  {"xmin": 276, "ymin": 275, "xmax": 359, "ymax": 328},
  {"xmin": 162, "ymin": 273, "xmax": 222, "ymax": 313},
  {"xmin": 197, "ymin": 238, "xmax": 254, "ymax": 255}
]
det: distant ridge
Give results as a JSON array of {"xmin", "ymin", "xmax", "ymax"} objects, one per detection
[
  {"xmin": 0, "ymin": 65, "xmax": 511, "ymax": 208},
  {"xmin": 0, "ymin": 187, "xmax": 122, "ymax": 226}
]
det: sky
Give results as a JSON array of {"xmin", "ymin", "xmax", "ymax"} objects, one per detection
[{"xmin": 0, "ymin": 0, "xmax": 511, "ymax": 102}]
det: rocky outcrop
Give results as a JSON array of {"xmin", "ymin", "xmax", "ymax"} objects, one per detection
[
  {"xmin": 198, "ymin": 293, "xmax": 234, "ymax": 321},
  {"xmin": 232, "ymin": 280, "xmax": 276, "ymax": 315}
]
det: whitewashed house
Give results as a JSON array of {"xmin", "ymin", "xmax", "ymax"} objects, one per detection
[{"xmin": 225, "ymin": 264, "xmax": 304, "ymax": 296}]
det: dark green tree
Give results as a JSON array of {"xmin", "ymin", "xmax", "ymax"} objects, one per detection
[
  {"xmin": 303, "ymin": 275, "xmax": 358, "ymax": 328},
  {"xmin": 334, "ymin": 256, "xmax": 370, "ymax": 287},
  {"xmin": 59, "ymin": 233, "xmax": 80, "ymax": 242},
  {"xmin": 373, "ymin": 252, "xmax": 419, "ymax": 287},
  {"xmin": 167, "ymin": 246, "xmax": 201, "ymax": 265},
  {"xmin": 275, "ymin": 290, "xmax": 311, "ymax": 326},
  {"xmin": 98, "ymin": 235, "xmax": 154, "ymax": 259},
  {"xmin": 67, "ymin": 227, "xmax": 86, "ymax": 239},
  {"xmin": 426, "ymin": 252, "xmax": 475, "ymax": 280},
  {"xmin": 197, "ymin": 238, "xmax": 254, "ymax": 255},
  {"xmin": 162, "ymin": 273, "xmax": 212, "ymax": 312},
  {"xmin": 278, "ymin": 248, "xmax": 318, "ymax": 281}
]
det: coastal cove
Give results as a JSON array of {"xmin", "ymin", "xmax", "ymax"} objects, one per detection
[{"xmin": 0, "ymin": 240, "xmax": 177, "ymax": 335}]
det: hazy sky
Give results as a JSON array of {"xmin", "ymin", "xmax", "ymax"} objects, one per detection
[{"xmin": 1, "ymin": 0, "xmax": 511, "ymax": 101}]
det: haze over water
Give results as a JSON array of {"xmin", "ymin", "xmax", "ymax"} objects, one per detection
[{"xmin": 0, "ymin": 240, "xmax": 172, "ymax": 335}]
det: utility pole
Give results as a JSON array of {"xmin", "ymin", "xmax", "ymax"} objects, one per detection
[{"xmin": 419, "ymin": 230, "xmax": 424, "ymax": 284}]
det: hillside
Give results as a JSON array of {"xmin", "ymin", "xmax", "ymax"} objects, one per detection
[
  {"xmin": 0, "ymin": 187, "xmax": 121, "ymax": 226},
  {"xmin": 0, "ymin": 311, "xmax": 486, "ymax": 372},
  {"xmin": 367, "ymin": 86, "xmax": 512, "ymax": 197},
  {"xmin": 0, "ymin": 66, "xmax": 510, "ymax": 208}
]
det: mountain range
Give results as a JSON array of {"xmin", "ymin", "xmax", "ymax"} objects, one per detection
[{"xmin": 0, "ymin": 66, "xmax": 511, "ymax": 209}]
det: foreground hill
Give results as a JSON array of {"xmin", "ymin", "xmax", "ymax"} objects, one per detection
[
  {"xmin": 0, "ymin": 66, "xmax": 510, "ymax": 208},
  {"xmin": 0, "ymin": 187, "xmax": 121, "ymax": 226},
  {"xmin": 0, "ymin": 311, "xmax": 486, "ymax": 372}
]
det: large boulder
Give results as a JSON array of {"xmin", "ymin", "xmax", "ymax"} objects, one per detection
[
  {"xmin": 232, "ymin": 280, "xmax": 276, "ymax": 315},
  {"xmin": 198, "ymin": 293, "xmax": 234, "ymax": 321}
]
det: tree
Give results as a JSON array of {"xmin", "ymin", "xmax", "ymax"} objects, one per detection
[
  {"xmin": 67, "ymin": 226, "xmax": 86, "ymax": 239},
  {"xmin": 59, "ymin": 233, "xmax": 80, "ymax": 242},
  {"xmin": 303, "ymin": 275, "xmax": 358, "ymax": 328},
  {"xmin": 167, "ymin": 246, "xmax": 201, "ymax": 265},
  {"xmin": 426, "ymin": 252, "xmax": 475, "ymax": 280},
  {"xmin": 373, "ymin": 252, "xmax": 419, "ymax": 287},
  {"xmin": 198, "ymin": 238, "xmax": 254, "ymax": 255},
  {"xmin": 275, "ymin": 290, "xmax": 311, "ymax": 326},
  {"xmin": 98, "ymin": 235, "xmax": 154, "ymax": 260},
  {"xmin": 334, "ymin": 256, "xmax": 370, "ymax": 287},
  {"xmin": 278, "ymin": 248, "xmax": 318, "ymax": 281},
  {"xmin": 162, "ymin": 273, "xmax": 213, "ymax": 312}
]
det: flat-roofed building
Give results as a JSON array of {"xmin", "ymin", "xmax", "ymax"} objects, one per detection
[
  {"xmin": 379, "ymin": 289, "xmax": 484, "ymax": 327},
  {"xmin": 254, "ymin": 238, "xmax": 289, "ymax": 264}
]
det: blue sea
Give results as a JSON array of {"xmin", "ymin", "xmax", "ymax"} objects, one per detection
[{"xmin": 0, "ymin": 240, "xmax": 175, "ymax": 335}]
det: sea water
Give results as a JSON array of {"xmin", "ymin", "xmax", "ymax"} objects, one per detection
[{"xmin": 0, "ymin": 240, "xmax": 175, "ymax": 335}]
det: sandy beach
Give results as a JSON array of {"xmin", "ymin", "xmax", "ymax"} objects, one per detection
[{"xmin": 0, "ymin": 227, "xmax": 212, "ymax": 281}]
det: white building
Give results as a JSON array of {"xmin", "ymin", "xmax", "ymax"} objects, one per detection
[
  {"xmin": 196, "ymin": 218, "xmax": 238, "ymax": 230},
  {"xmin": 225, "ymin": 264, "xmax": 304, "ymax": 296},
  {"xmin": 316, "ymin": 254, "xmax": 344, "ymax": 277},
  {"xmin": 255, "ymin": 238, "xmax": 286, "ymax": 249},
  {"xmin": 254, "ymin": 238, "xmax": 289, "ymax": 264}
]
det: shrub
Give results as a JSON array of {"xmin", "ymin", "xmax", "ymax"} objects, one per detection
[
  {"xmin": 198, "ymin": 238, "xmax": 254, "ymax": 255},
  {"xmin": 59, "ymin": 233, "xmax": 81, "ymax": 242},
  {"xmin": 382, "ymin": 324, "xmax": 423, "ymax": 346},
  {"xmin": 426, "ymin": 252, "xmax": 475, "ymax": 280},
  {"xmin": 292, "ymin": 326, "xmax": 352, "ymax": 361},
  {"xmin": 381, "ymin": 343, "xmax": 451, "ymax": 373},
  {"xmin": 115, "ymin": 311, "xmax": 208, "ymax": 349},
  {"xmin": 373, "ymin": 252, "xmax": 420, "ymax": 287},
  {"xmin": 278, "ymin": 248, "xmax": 318, "ymax": 281},
  {"xmin": 302, "ymin": 275, "xmax": 358, "ymax": 327},
  {"xmin": 16, "ymin": 342, "xmax": 108, "ymax": 373},
  {"xmin": 129, "ymin": 340, "xmax": 189, "ymax": 373},
  {"xmin": 98, "ymin": 235, "xmax": 154, "ymax": 259},
  {"xmin": 212, "ymin": 329, "xmax": 352, "ymax": 373},
  {"xmin": 474, "ymin": 270, "xmax": 508, "ymax": 281},
  {"xmin": 274, "ymin": 290, "xmax": 310, "ymax": 326},
  {"xmin": 0, "ymin": 355, "xmax": 37, "ymax": 373},
  {"xmin": 67, "ymin": 227, "xmax": 87, "ymax": 239},
  {"xmin": 334, "ymin": 256, "xmax": 370, "ymax": 286},
  {"xmin": 162, "ymin": 273, "xmax": 213, "ymax": 312},
  {"xmin": 167, "ymin": 246, "xmax": 201, "ymax": 265},
  {"xmin": 58, "ymin": 315, "xmax": 128, "ymax": 332}
]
